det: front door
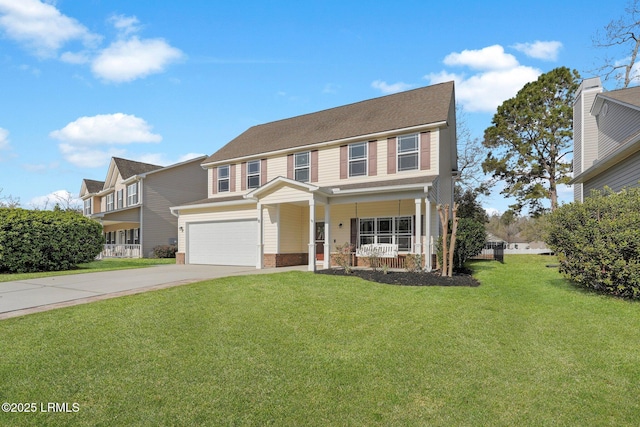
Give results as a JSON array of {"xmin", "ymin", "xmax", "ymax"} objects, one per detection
[{"xmin": 315, "ymin": 222, "xmax": 325, "ymax": 261}]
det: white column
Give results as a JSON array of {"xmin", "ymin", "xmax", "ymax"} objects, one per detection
[
  {"xmin": 414, "ymin": 198, "xmax": 422, "ymax": 256},
  {"xmin": 425, "ymin": 199, "xmax": 432, "ymax": 271},
  {"xmin": 308, "ymin": 199, "xmax": 316, "ymax": 272},
  {"xmin": 256, "ymin": 202, "xmax": 263, "ymax": 269},
  {"xmin": 323, "ymin": 202, "xmax": 331, "ymax": 269}
]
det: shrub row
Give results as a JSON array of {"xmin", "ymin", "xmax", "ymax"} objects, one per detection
[
  {"xmin": 153, "ymin": 245, "xmax": 178, "ymax": 258},
  {"xmin": 546, "ymin": 187, "xmax": 640, "ymax": 299},
  {"xmin": 0, "ymin": 208, "xmax": 104, "ymax": 273}
]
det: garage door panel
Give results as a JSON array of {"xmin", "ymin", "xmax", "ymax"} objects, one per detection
[{"xmin": 188, "ymin": 220, "xmax": 256, "ymax": 266}]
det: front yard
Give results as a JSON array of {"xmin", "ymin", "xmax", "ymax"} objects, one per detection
[{"xmin": 1, "ymin": 255, "xmax": 639, "ymax": 426}]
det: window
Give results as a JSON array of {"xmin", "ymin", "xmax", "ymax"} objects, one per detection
[
  {"xmin": 106, "ymin": 193, "xmax": 114, "ymax": 212},
  {"xmin": 126, "ymin": 228, "xmax": 140, "ymax": 244},
  {"xmin": 247, "ymin": 160, "xmax": 260, "ymax": 189},
  {"xmin": 127, "ymin": 183, "xmax": 138, "ymax": 206},
  {"xmin": 397, "ymin": 134, "xmax": 419, "ymax": 171},
  {"xmin": 117, "ymin": 189, "xmax": 124, "ymax": 209},
  {"xmin": 218, "ymin": 165, "xmax": 230, "ymax": 192},
  {"xmin": 294, "ymin": 152, "xmax": 310, "ymax": 182},
  {"xmin": 359, "ymin": 216, "xmax": 413, "ymax": 251},
  {"xmin": 349, "ymin": 142, "xmax": 367, "ymax": 177}
]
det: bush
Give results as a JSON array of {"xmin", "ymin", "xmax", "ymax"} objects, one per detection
[
  {"xmin": 0, "ymin": 208, "xmax": 104, "ymax": 273},
  {"xmin": 333, "ymin": 242, "xmax": 353, "ymax": 273},
  {"xmin": 153, "ymin": 245, "xmax": 178, "ymax": 258},
  {"xmin": 436, "ymin": 218, "xmax": 486, "ymax": 272},
  {"xmin": 546, "ymin": 187, "xmax": 640, "ymax": 299},
  {"xmin": 405, "ymin": 253, "xmax": 423, "ymax": 272}
]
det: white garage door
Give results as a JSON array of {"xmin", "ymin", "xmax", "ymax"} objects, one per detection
[{"xmin": 187, "ymin": 220, "xmax": 257, "ymax": 266}]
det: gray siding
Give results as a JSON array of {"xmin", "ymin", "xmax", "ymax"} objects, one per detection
[
  {"xmin": 596, "ymin": 104, "xmax": 640, "ymax": 159},
  {"xmin": 141, "ymin": 160, "xmax": 208, "ymax": 257},
  {"xmin": 584, "ymin": 150, "xmax": 640, "ymax": 195},
  {"xmin": 573, "ymin": 81, "xmax": 600, "ymax": 202}
]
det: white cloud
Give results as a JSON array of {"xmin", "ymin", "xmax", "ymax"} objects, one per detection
[
  {"xmin": 443, "ymin": 45, "xmax": 519, "ymax": 70},
  {"xmin": 485, "ymin": 207, "xmax": 502, "ymax": 217},
  {"xmin": 0, "ymin": 127, "xmax": 9, "ymax": 150},
  {"xmin": 91, "ymin": 37, "xmax": 184, "ymax": 83},
  {"xmin": 108, "ymin": 14, "xmax": 141, "ymax": 37},
  {"xmin": 0, "ymin": 0, "xmax": 100, "ymax": 57},
  {"xmin": 29, "ymin": 189, "xmax": 81, "ymax": 210},
  {"xmin": 425, "ymin": 44, "xmax": 542, "ymax": 113},
  {"xmin": 60, "ymin": 51, "xmax": 91, "ymax": 64},
  {"xmin": 50, "ymin": 113, "xmax": 162, "ymax": 145},
  {"xmin": 50, "ymin": 113, "xmax": 162, "ymax": 167},
  {"xmin": 512, "ymin": 41, "xmax": 562, "ymax": 61},
  {"xmin": 371, "ymin": 80, "xmax": 414, "ymax": 94}
]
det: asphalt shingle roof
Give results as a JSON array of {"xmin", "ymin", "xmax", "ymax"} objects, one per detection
[
  {"xmin": 204, "ymin": 82, "xmax": 454, "ymax": 163},
  {"xmin": 601, "ymin": 85, "xmax": 640, "ymax": 108},
  {"xmin": 113, "ymin": 157, "xmax": 163, "ymax": 180}
]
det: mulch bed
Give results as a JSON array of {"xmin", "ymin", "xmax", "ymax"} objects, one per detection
[{"xmin": 315, "ymin": 268, "xmax": 480, "ymax": 287}]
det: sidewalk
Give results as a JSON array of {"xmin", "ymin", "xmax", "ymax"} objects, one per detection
[{"xmin": 0, "ymin": 264, "xmax": 306, "ymax": 320}]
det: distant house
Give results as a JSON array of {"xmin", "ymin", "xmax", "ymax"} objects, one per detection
[
  {"xmin": 80, "ymin": 156, "xmax": 208, "ymax": 258},
  {"xmin": 171, "ymin": 82, "xmax": 459, "ymax": 271},
  {"xmin": 571, "ymin": 77, "xmax": 640, "ymax": 200}
]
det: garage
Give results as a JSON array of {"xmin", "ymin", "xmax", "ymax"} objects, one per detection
[{"xmin": 187, "ymin": 219, "xmax": 257, "ymax": 266}]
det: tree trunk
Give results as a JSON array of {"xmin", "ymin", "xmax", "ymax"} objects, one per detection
[
  {"xmin": 437, "ymin": 204, "xmax": 449, "ymax": 277},
  {"xmin": 447, "ymin": 204, "xmax": 459, "ymax": 277}
]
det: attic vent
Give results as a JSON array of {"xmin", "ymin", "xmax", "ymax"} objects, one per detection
[{"xmin": 601, "ymin": 102, "xmax": 609, "ymax": 118}]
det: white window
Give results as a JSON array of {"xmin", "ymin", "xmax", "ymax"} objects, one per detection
[
  {"xmin": 397, "ymin": 134, "xmax": 419, "ymax": 171},
  {"xmin": 294, "ymin": 152, "xmax": 310, "ymax": 182},
  {"xmin": 106, "ymin": 193, "xmax": 114, "ymax": 212},
  {"xmin": 349, "ymin": 142, "xmax": 367, "ymax": 177},
  {"xmin": 117, "ymin": 189, "xmax": 124, "ymax": 209},
  {"xmin": 247, "ymin": 160, "xmax": 260, "ymax": 189},
  {"xmin": 83, "ymin": 199, "xmax": 91, "ymax": 215},
  {"xmin": 218, "ymin": 165, "xmax": 230, "ymax": 192},
  {"xmin": 127, "ymin": 183, "xmax": 138, "ymax": 206},
  {"xmin": 359, "ymin": 216, "xmax": 413, "ymax": 251}
]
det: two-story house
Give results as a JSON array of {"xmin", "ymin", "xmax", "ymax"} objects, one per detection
[
  {"xmin": 80, "ymin": 156, "xmax": 208, "ymax": 258},
  {"xmin": 571, "ymin": 77, "xmax": 640, "ymax": 200},
  {"xmin": 171, "ymin": 82, "xmax": 458, "ymax": 271}
]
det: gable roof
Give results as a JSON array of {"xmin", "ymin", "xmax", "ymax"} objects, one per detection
[
  {"xmin": 82, "ymin": 179, "xmax": 104, "ymax": 194},
  {"xmin": 113, "ymin": 157, "xmax": 163, "ymax": 180},
  {"xmin": 204, "ymin": 81, "xmax": 454, "ymax": 164},
  {"xmin": 600, "ymin": 85, "xmax": 640, "ymax": 108}
]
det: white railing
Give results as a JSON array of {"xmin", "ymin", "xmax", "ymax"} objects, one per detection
[
  {"xmin": 100, "ymin": 244, "xmax": 142, "ymax": 259},
  {"xmin": 356, "ymin": 243, "xmax": 399, "ymax": 258}
]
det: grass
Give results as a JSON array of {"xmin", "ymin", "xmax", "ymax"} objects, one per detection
[
  {"xmin": 0, "ymin": 258, "xmax": 175, "ymax": 283},
  {"xmin": 1, "ymin": 255, "xmax": 639, "ymax": 426}
]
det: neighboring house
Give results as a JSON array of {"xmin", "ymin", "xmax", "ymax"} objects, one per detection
[
  {"xmin": 171, "ymin": 82, "xmax": 458, "ymax": 271},
  {"xmin": 571, "ymin": 77, "xmax": 640, "ymax": 200},
  {"xmin": 80, "ymin": 156, "xmax": 208, "ymax": 258}
]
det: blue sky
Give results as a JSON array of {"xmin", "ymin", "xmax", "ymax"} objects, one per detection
[{"xmin": 0, "ymin": 0, "xmax": 634, "ymax": 212}]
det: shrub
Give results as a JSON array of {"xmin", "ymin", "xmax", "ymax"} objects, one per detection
[
  {"xmin": 153, "ymin": 245, "xmax": 178, "ymax": 258},
  {"xmin": 436, "ymin": 218, "xmax": 486, "ymax": 272},
  {"xmin": 333, "ymin": 242, "xmax": 354, "ymax": 273},
  {"xmin": 405, "ymin": 253, "xmax": 423, "ymax": 272},
  {"xmin": 0, "ymin": 208, "xmax": 104, "ymax": 273},
  {"xmin": 546, "ymin": 187, "xmax": 640, "ymax": 299}
]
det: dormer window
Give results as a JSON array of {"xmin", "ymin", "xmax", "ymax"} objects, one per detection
[
  {"xmin": 294, "ymin": 152, "xmax": 310, "ymax": 182},
  {"xmin": 218, "ymin": 165, "xmax": 230, "ymax": 192}
]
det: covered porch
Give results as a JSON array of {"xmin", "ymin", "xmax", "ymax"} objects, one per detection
[
  {"xmin": 91, "ymin": 207, "xmax": 142, "ymax": 259},
  {"xmin": 245, "ymin": 176, "xmax": 438, "ymax": 272}
]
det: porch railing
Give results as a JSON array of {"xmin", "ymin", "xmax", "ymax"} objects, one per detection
[{"xmin": 100, "ymin": 244, "xmax": 142, "ymax": 259}]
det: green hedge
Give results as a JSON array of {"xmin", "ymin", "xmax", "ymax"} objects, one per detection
[
  {"xmin": 437, "ymin": 218, "xmax": 486, "ymax": 272},
  {"xmin": 546, "ymin": 187, "xmax": 640, "ymax": 299},
  {"xmin": 0, "ymin": 208, "xmax": 104, "ymax": 273}
]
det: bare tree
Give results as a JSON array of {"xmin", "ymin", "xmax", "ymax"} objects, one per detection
[
  {"xmin": 456, "ymin": 105, "xmax": 489, "ymax": 194},
  {"xmin": 0, "ymin": 188, "xmax": 20, "ymax": 208},
  {"xmin": 592, "ymin": 0, "xmax": 640, "ymax": 88}
]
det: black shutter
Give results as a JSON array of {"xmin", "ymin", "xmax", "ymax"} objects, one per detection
[{"xmin": 350, "ymin": 218, "xmax": 358, "ymax": 249}]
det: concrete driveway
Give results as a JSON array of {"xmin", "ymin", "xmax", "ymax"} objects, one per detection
[{"xmin": 0, "ymin": 264, "xmax": 306, "ymax": 320}]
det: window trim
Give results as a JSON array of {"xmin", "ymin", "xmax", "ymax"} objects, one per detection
[
  {"xmin": 358, "ymin": 216, "xmax": 413, "ymax": 252},
  {"xmin": 218, "ymin": 165, "xmax": 230, "ymax": 192},
  {"xmin": 105, "ymin": 193, "xmax": 114, "ymax": 212},
  {"xmin": 397, "ymin": 133, "xmax": 420, "ymax": 172},
  {"xmin": 247, "ymin": 160, "xmax": 261, "ymax": 189},
  {"xmin": 127, "ymin": 183, "xmax": 138, "ymax": 206},
  {"xmin": 348, "ymin": 142, "xmax": 368, "ymax": 177},
  {"xmin": 294, "ymin": 151, "xmax": 310, "ymax": 183},
  {"xmin": 83, "ymin": 199, "xmax": 91, "ymax": 215},
  {"xmin": 117, "ymin": 189, "xmax": 124, "ymax": 209}
]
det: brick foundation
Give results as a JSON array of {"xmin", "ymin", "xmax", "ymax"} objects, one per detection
[
  {"xmin": 264, "ymin": 253, "xmax": 308, "ymax": 268},
  {"xmin": 176, "ymin": 252, "xmax": 185, "ymax": 264}
]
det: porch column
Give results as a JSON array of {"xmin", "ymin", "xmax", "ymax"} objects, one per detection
[
  {"xmin": 323, "ymin": 202, "xmax": 331, "ymax": 269},
  {"xmin": 425, "ymin": 199, "xmax": 432, "ymax": 271},
  {"xmin": 308, "ymin": 199, "xmax": 316, "ymax": 272},
  {"xmin": 256, "ymin": 202, "xmax": 263, "ymax": 269},
  {"xmin": 415, "ymin": 198, "xmax": 423, "ymax": 256}
]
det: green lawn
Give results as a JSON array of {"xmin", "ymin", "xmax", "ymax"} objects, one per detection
[
  {"xmin": 1, "ymin": 255, "xmax": 639, "ymax": 426},
  {"xmin": 0, "ymin": 258, "xmax": 175, "ymax": 283}
]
